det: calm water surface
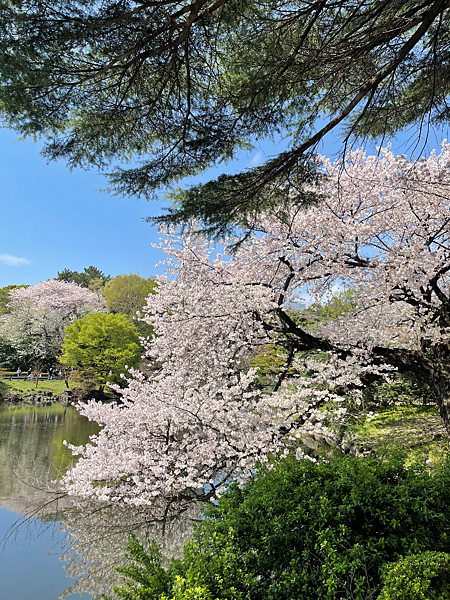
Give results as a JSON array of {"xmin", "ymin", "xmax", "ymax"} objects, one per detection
[
  {"xmin": 0, "ymin": 405, "xmax": 99, "ymax": 600},
  {"xmin": 0, "ymin": 404, "xmax": 196, "ymax": 600}
]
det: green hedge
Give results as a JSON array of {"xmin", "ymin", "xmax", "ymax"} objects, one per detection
[
  {"xmin": 108, "ymin": 454, "xmax": 450, "ymax": 600},
  {"xmin": 378, "ymin": 551, "xmax": 450, "ymax": 600}
]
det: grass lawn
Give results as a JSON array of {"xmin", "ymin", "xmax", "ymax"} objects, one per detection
[
  {"xmin": 0, "ymin": 378, "xmax": 71, "ymax": 395},
  {"xmin": 346, "ymin": 403, "xmax": 449, "ymax": 463}
]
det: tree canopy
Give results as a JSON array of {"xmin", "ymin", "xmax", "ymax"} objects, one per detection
[
  {"xmin": 1, "ymin": 0, "xmax": 450, "ymax": 234},
  {"xmin": 0, "ymin": 280, "xmax": 106, "ymax": 369},
  {"xmin": 56, "ymin": 266, "xmax": 110, "ymax": 289},
  {"xmin": 62, "ymin": 145, "xmax": 450, "ymax": 507},
  {"xmin": 104, "ymin": 274, "xmax": 158, "ymax": 315},
  {"xmin": 60, "ymin": 312, "xmax": 142, "ymax": 387},
  {"xmin": 104, "ymin": 274, "xmax": 158, "ymax": 336}
]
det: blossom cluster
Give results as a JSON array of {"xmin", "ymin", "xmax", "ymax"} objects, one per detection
[
  {"xmin": 63, "ymin": 143, "xmax": 450, "ymax": 505},
  {"xmin": 1, "ymin": 280, "xmax": 106, "ymax": 364}
]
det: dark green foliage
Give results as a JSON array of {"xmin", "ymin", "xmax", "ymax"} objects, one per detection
[
  {"xmin": 1, "ymin": 1, "xmax": 450, "ymax": 232},
  {"xmin": 378, "ymin": 551, "xmax": 450, "ymax": 600},
  {"xmin": 153, "ymin": 163, "xmax": 323, "ymax": 240},
  {"xmin": 106, "ymin": 537, "xmax": 179, "ymax": 600},
  {"xmin": 0, "ymin": 335, "xmax": 20, "ymax": 370},
  {"xmin": 107, "ymin": 455, "xmax": 450, "ymax": 600},
  {"xmin": 364, "ymin": 373, "xmax": 434, "ymax": 408},
  {"xmin": 56, "ymin": 266, "xmax": 110, "ymax": 289},
  {"xmin": 0, "ymin": 284, "xmax": 24, "ymax": 368}
]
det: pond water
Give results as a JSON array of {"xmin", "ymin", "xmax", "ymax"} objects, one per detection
[
  {"xmin": 0, "ymin": 404, "xmax": 99, "ymax": 600},
  {"xmin": 0, "ymin": 404, "xmax": 198, "ymax": 600}
]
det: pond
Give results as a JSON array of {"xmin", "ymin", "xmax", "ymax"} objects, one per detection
[
  {"xmin": 0, "ymin": 403, "xmax": 201, "ymax": 600},
  {"xmin": 0, "ymin": 404, "xmax": 100, "ymax": 600}
]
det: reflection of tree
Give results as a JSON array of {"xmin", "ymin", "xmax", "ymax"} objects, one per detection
[
  {"xmin": 0, "ymin": 405, "xmax": 199, "ymax": 600},
  {"xmin": 57, "ymin": 498, "xmax": 201, "ymax": 599},
  {"xmin": 0, "ymin": 406, "xmax": 99, "ymax": 505},
  {"xmin": 4, "ymin": 491, "xmax": 200, "ymax": 600},
  {"xmin": 51, "ymin": 410, "xmax": 100, "ymax": 478}
]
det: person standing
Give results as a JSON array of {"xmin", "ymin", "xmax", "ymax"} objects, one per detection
[{"xmin": 16, "ymin": 368, "xmax": 21, "ymax": 378}]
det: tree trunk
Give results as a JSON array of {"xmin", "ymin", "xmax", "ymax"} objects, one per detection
[
  {"xmin": 430, "ymin": 377, "xmax": 450, "ymax": 439},
  {"xmin": 427, "ymin": 343, "xmax": 450, "ymax": 440}
]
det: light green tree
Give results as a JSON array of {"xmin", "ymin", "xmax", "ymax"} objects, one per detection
[
  {"xmin": 60, "ymin": 313, "xmax": 142, "ymax": 389},
  {"xmin": 104, "ymin": 274, "xmax": 158, "ymax": 337},
  {"xmin": 104, "ymin": 273, "xmax": 157, "ymax": 315}
]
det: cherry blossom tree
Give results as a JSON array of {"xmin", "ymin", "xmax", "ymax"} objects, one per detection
[
  {"xmin": 63, "ymin": 142, "xmax": 450, "ymax": 507},
  {"xmin": 0, "ymin": 280, "xmax": 106, "ymax": 369}
]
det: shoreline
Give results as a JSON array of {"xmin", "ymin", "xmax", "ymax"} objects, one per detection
[
  {"xmin": 0, "ymin": 388, "xmax": 118, "ymax": 407},
  {"xmin": 0, "ymin": 389, "xmax": 76, "ymax": 407}
]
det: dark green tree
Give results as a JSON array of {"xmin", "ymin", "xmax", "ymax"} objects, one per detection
[
  {"xmin": 0, "ymin": 336, "xmax": 20, "ymax": 370},
  {"xmin": 56, "ymin": 266, "xmax": 110, "ymax": 289},
  {"xmin": 0, "ymin": 285, "xmax": 30, "ymax": 370},
  {"xmin": 107, "ymin": 455, "xmax": 450, "ymax": 600},
  {"xmin": 1, "ymin": 1, "xmax": 449, "ymax": 235}
]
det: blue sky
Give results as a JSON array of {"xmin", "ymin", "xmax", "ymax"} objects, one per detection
[{"xmin": 0, "ymin": 122, "xmax": 448, "ymax": 288}]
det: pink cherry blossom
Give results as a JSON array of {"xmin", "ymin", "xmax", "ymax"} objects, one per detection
[
  {"xmin": 1, "ymin": 280, "xmax": 106, "ymax": 364},
  {"xmin": 63, "ymin": 143, "xmax": 450, "ymax": 506}
]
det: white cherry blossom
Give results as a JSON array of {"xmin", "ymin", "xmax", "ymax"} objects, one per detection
[{"xmin": 63, "ymin": 143, "xmax": 450, "ymax": 506}]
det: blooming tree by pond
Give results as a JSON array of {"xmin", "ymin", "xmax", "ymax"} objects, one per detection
[
  {"xmin": 64, "ymin": 143, "xmax": 450, "ymax": 506},
  {"xmin": 0, "ymin": 280, "xmax": 106, "ymax": 368}
]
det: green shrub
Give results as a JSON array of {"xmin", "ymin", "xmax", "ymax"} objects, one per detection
[
  {"xmin": 107, "ymin": 455, "xmax": 450, "ymax": 600},
  {"xmin": 378, "ymin": 551, "xmax": 450, "ymax": 600}
]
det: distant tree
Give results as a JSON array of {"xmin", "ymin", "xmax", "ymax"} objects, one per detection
[
  {"xmin": 305, "ymin": 290, "xmax": 358, "ymax": 325},
  {"xmin": 0, "ymin": 336, "xmax": 20, "ymax": 371},
  {"xmin": 56, "ymin": 266, "xmax": 110, "ymax": 289},
  {"xmin": 0, "ymin": 280, "xmax": 106, "ymax": 374},
  {"xmin": 103, "ymin": 274, "xmax": 158, "ymax": 337},
  {"xmin": 0, "ymin": 284, "xmax": 28, "ymax": 315},
  {"xmin": 60, "ymin": 313, "xmax": 142, "ymax": 389}
]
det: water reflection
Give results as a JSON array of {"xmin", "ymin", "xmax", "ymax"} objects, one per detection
[
  {"xmin": 0, "ymin": 404, "xmax": 100, "ymax": 505},
  {"xmin": 57, "ymin": 499, "xmax": 201, "ymax": 599},
  {"xmin": 0, "ymin": 405, "xmax": 199, "ymax": 600}
]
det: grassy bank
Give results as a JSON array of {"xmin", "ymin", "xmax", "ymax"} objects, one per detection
[
  {"xmin": 0, "ymin": 378, "xmax": 71, "ymax": 396},
  {"xmin": 346, "ymin": 402, "xmax": 449, "ymax": 462}
]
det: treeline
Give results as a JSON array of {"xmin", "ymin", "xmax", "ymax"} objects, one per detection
[
  {"xmin": 55, "ymin": 266, "xmax": 158, "ymax": 337},
  {"xmin": 0, "ymin": 266, "xmax": 158, "ymax": 391}
]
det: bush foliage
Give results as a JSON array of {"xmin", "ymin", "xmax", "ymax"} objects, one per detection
[
  {"xmin": 378, "ymin": 551, "xmax": 450, "ymax": 600},
  {"xmin": 107, "ymin": 455, "xmax": 450, "ymax": 600}
]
